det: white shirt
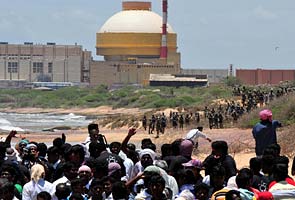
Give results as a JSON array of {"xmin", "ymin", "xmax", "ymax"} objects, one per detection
[
  {"xmin": 124, "ymin": 157, "xmax": 134, "ymax": 181},
  {"xmin": 52, "ymin": 176, "xmax": 69, "ymax": 188},
  {"xmin": 22, "ymin": 179, "xmax": 55, "ymax": 200},
  {"xmin": 185, "ymin": 129, "xmax": 208, "ymax": 142}
]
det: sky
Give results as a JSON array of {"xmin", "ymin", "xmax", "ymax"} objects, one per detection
[{"xmin": 1, "ymin": 0, "xmax": 295, "ymax": 69}]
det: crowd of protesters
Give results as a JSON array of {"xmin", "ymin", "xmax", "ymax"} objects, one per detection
[{"xmin": 0, "ymin": 107, "xmax": 295, "ymax": 200}]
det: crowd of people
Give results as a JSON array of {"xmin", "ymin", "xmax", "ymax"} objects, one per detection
[
  {"xmin": 0, "ymin": 108, "xmax": 294, "ymax": 200},
  {"xmin": 0, "ymin": 109, "xmax": 295, "ymax": 200}
]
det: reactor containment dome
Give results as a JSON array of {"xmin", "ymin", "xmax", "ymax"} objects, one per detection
[{"xmin": 96, "ymin": 1, "xmax": 178, "ymax": 61}]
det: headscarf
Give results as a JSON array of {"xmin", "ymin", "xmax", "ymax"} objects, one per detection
[
  {"xmin": 144, "ymin": 165, "xmax": 169, "ymax": 186},
  {"xmin": 78, "ymin": 165, "xmax": 91, "ymax": 173},
  {"xmin": 139, "ymin": 148, "xmax": 156, "ymax": 160},
  {"xmin": 108, "ymin": 162, "xmax": 121, "ymax": 176},
  {"xmin": 31, "ymin": 164, "xmax": 45, "ymax": 182},
  {"xmin": 259, "ymin": 109, "xmax": 272, "ymax": 121},
  {"xmin": 179, "ymin": 139, "xmax": 193, "ymax": 158},
  {"xmin": 177, "ymin": 189, "xmax": 195, "ymax": 200}
]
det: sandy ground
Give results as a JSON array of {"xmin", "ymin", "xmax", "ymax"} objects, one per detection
[{"xmin": 0, "ymin": 106, "xmax": 259, "ymax": 170}]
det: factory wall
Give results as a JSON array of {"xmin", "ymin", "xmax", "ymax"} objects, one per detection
[
  {"xmin": 90, "ymin": 60, "xmax": 180, "ymax": 87},
  {"xmin": 181, "ymin": 69, "xmax": 229, "ymax": 83},
  {"xmin": 236, "ymin": 69, "xmax": 295, "ymax": 85}
]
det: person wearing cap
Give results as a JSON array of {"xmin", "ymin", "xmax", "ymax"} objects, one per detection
[
  {"xmin": 252, "ymin": 109, "xmax": 282, "ymax": 157},
  {"xmin": 78, "ymin": 165, "xmax": 93, "ymax": 190},
  {"xmin": 16, "ymin": 139, "xmax": 29, "ymax": 160},
  {"xmin": 21, "ymin": 143, "xmax": 39, "ymax": 169}
]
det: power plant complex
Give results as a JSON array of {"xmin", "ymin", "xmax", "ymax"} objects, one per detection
[
  {"xmin": 0, "ymin": 1, "xmax": 294, "ymax": 88},
  {"xmin": 90, "ymin": 1, "xmax": 183, "ymax": 86}
]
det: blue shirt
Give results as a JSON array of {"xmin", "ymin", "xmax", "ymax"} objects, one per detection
[{"xmin": 252, "ymin": 120, "xmax": 281, "ymax": 156}]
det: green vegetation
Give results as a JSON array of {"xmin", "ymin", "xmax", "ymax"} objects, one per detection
[
  {"xmin": 0, "ymin": 84, "xmax": 233, "ymax": 109},
  {"xmin": 238, "ymin": 94, "xmax": 295, "ymax": 128}
]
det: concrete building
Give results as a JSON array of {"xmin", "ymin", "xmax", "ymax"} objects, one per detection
[
  {"xmin": 90, "ymin": 1, "xmax": 181, "ymax": 86},
  {"xmin": 181, "ymin": 68, "xmax": 229, "ymax": 84},
  {"xmin": 149, "ymin": 74, "xmax": 208, "ymax": 87},
  {"xmin": 236, "ymin": 68, "xmax": 295, "ymax": 85},
  {"xmin": 0, "ymin": 42, "xmax": 91, "ymax": 84}
]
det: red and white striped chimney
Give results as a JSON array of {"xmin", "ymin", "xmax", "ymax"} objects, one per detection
[{"xmin": 160, "ymin": 0, "xmax": 168, "ymax": 60}]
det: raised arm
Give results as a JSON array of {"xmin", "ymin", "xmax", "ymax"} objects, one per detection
[
  {"xmin": 121, "ymin": 128, "xmax": 136, "ymax": 155},
  {"xmin": 4, "ymin": 130, "xmax": 18, "ymax": 147}
]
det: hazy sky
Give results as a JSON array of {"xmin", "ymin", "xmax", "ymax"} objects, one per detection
[{"xmin": 1, "ymin": 0, "xmax": 295, "ymax": 69}]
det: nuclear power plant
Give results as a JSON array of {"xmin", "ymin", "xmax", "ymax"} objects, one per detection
[
  {"xmin": 90, "ymin": 1, "xmax": 183, "ymax": 86},
  {"xmin": 0, "ymin": 1, "xmax": 229, "ymax": 88}
]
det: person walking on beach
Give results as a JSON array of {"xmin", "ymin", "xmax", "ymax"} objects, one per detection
[{"xmin": 252, "ymin": 109, "xmax": 282, "ymax": 157}]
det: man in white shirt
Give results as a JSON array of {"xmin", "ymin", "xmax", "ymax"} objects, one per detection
[{"xmin": 184, "ymin": 127, "xmax": 211, "ymax": 149}]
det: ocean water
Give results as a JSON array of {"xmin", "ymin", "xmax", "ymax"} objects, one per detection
[{"xmin": 0, "ymin": 112, "xmax": 93, "ymax": 132}]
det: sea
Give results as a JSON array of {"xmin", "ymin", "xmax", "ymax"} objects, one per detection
[{"xmin": 0, "ymin": 112, "xmax": 93, "ymax": 133}]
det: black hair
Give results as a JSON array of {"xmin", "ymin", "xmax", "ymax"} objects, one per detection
[
  {"xmin": 261, "ymin": 155, "xmax": 275, "ymax": 174},
  {"xmin": 149, "ymin": 174, "xmax": 166, "ymax": 187},
  {"xmin": 0, "ymin": 142, "xmax": 8, "ymax": 159},
  {"xmin": 65, "ymin": 144, "xmax": 85, "ymax": 163},
  {"xmin": 109, "ymin": 142, "xmax": 121, "ymax": 149},
  {"xmin": 127, "ymin": 143, "xmax": 136, "ymax": 151},
  {"xmin": 93, "ymin": 159, "xmax": 108, "ymax": 178},
  {"xmin": 63, "ymin": 161, "xmax": 79, "ymax": 171},
  {"xmin": 194, "ymin": 183, "xmax": 210, "ymax": 199},
  {"xmin": 171, "ymin": 139, "xmax": 182, "ymax": 156},
  {"xmin": 195, "ymin": 182, "xmax": 210, "ymax": 192},
  {"xmin": 90, "ymin": 178, "xmax": 103, "ymax": 189},
  {"xmin": 275, "ymin": 155, "xmax": 289, "ymax": 166},
  {"xmin": 161, "ymin": 143, "xmax": 172, "ymax": 157},
  {"xmin": 273, "ymin": 163, "xmax": 288, "ymax": 182},
  {"xmin": 47, "ymin": 146, "xmax": 59, "ymax": 155},
  {"xmin": 145, "ymin": 143, "xmax": 156, "ymax": 151},
  {"xmin": 37, "ymin": 143, "xmax": 47, "ymax": 158},
  {"xmin": 55, "ymin": 183, "xmax": 71, "ymax": 199},
  {"xmin": 141, "ymin": 138, "xmax": 152, "ymax": 147},
  {"xmin": 225, "ymin": 190, "xmax": 241, "ymax": 200},
  {"xmin": 249, "ymin": 157, "xmax": 261, "ymax": 173},
  {"xmin": 210, "ymin": 165, "xmax": 226, "ymax": 177},
  {"xmin": 263, "ymin": 143, "xmax": 281, "ymax": 157},
  {"xmin": 0, "ymin": 165, "xmax": 16, "ymax": 177},
  {"xmin": 69, "ymin": 193, "xmax": 84, "ymax": 200},
  {"xmin": 0, "ymin": 179, "xmax": 14, "ymax": 198},
  {"xmin": 177, "ymin": 169, "xmax": 196, "ymax": 184},
  {"xmin": 89, "ymin": 142, "xmax": 106, "ymax": 158},
  {"xmin": 112, "ymin": 181, "xmax": 129, "ymax": 200},
  {"xmin": 236, "ymin": 168, "xmax": 253, "ymax": 189},
  {"xmin": 37, "ymin": 191, "xmax": 52, "ymax": 200},
  {"xmin": 211, "ymin": 140, "xmax": 228, "ymax": 155},
  {"xmin": 197, "ymin": 126, "xmax": 203, "ymax": 131},
  {"xmin": 70, "ymin": 177, "xmax": 83, "ymax": 188},
  {"xmin": 84, "ymin": 158, "xmax": 96, "ymax": 169},
  {"xmin": 143, "ymin": 171, "xmax": 159, "ymax": 188},
  {"xmin": 53, "ymin": 138, "xmax": 64, "ymax": 148},
  {"xmin": 88, "ymin": 123, "xmax": 99, "ymax": 133}
]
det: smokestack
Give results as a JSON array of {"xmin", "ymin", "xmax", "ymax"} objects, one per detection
[{"xmin": 160, "ymin": 0, "xmax": 168, "ymax": 61}]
